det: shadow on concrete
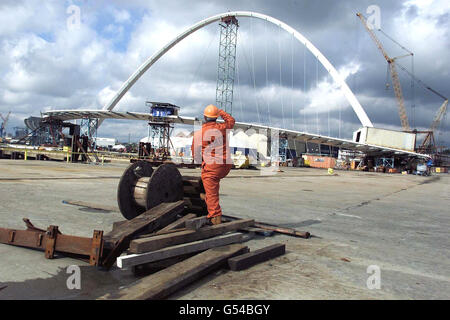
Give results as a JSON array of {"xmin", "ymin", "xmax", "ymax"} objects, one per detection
[
  {"xmin": 0, "ymin": 265, "xmax": 136, "ymax": 300},
  {"xmin": 78, "ymin": 207, "xmax": 113, "ymax": 214}
]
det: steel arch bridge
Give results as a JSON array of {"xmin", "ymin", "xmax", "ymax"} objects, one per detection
[{"xmin": 101, "ymin": 11, "xmax": 374, "ymax": 128}]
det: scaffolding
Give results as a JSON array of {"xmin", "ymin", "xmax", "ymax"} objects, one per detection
[
  {"xmin": 215, "ymin": 16, "xmax": 239, "ymax": 115},
  {"xmin": 80, "ymin": 118, "xmax": 98, "ymax": 138},
  {"xmin": 145, "ymin": 102, "xmax": 180, "ymax": 160},
  {"xmin": 279, "ymin": 137, "xmax": 288, "ymax": 163}
]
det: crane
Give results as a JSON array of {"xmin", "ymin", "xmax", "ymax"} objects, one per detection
[
  {"xmin": 0, "ymin": 111, "xmax": 11, "ymax": 138},
  {"xmin": 357, "ymin": 13, "xmax": 411, "ymax": 131},
  {"xmin": 394, "ymin": 61, "xmax": 448, "ymax": 152},
  {"xmin": 429, "ymin": 100, "xmax": 448, "ymax": 133},
  {"xmin": 418, "ymin": 99, "xmax": 448, "ymax": 153}
]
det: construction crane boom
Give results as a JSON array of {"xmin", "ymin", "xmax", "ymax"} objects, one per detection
[
  {"xmin": 0, "ymin": 111, "xmax": 11, "ymax": 138},
  {"xmin": 357, "ymin": 13, "xmax": 411, "ymax": 131},
  {"xmin": 430, "ymin": 99, "xmax": 448, "ymax": 132}
]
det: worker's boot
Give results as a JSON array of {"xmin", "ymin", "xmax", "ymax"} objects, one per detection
[{"xmin": 210, "ymin": 215, "xmax": 222, "ymax": 225}]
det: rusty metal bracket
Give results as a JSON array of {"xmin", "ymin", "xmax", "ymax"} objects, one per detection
[
  {"xmin": 90, "ymin": 230, "xmax": 104, "ymax": 266},
  {"xmin": 36, "ymin": 233, "xmax": 43, "ymax": 247},
  {"xmin": 45, "ymin": 225, "xmax": 58, "ymax": 259},
  {"xmin": 8, "ymin": 230, "xmax": 15, "ymax": 243},
  {"xmin": 23, "ymin": 218, "xmax": 46, "ymax": 233},
  {"xmin": 0, "ymin": 219, "xmax": 105, "ymax": 266}
]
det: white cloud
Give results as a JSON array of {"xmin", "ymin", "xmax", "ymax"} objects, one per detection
[
  {"xmin": 394, "ymin": 0, "xmax": 450, "ymax": 74},
  {"xmin": 111, "ymin": 8, "xmax": 131, "ymax": 23}
]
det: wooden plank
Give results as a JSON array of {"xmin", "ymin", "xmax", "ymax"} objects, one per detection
[
  {"xmin": 155, "ymin": 213, "xmax": 196, "ymax": 234},
  {"xmin": 227, "ymin": 243, "xmax": 286, "ymax": 271},
  {"xmin": 104, "ymin": 201, "xmax": 184, "ymax": 245},
  {"xmin": 112, "ymin": 220, "xmax": 128, "ymax": 231},
  {"xmin": 101, "ymin": 201, "xmax": 184, "ymax": 269},
  {"xmin": 183, "ymin": 185, "xmax": 199, "ymax": 194},
  {"xmin": 240, "ymin": 227, "xmax": 275, "ymax": 237},
  {"xmin": 184, "ymin": 216, "xmax": 208, "ymax": 230},
  {"xmin": 133, "ymin": 213, "xmax": 197, "ymax": 239},
  {"xmin": 117, "ymin": 232, "xmax": 244, "ymax": 268},
  {"xmin": 222, "ymin": 214, "xmax": 311, "ymax": 239},
  {"xmin": 135, "ymin": 227, "xmax": 188, "ymax": 239},
  {"xmin": 182, "ymin": 176, "xmax": 204, "ymax": 190},
  {"xmin": 100, "ymin": 244, "xmax": 249, "ymax": 300},
  {"xmin": 186, "ymin": 205, "xmax": 208, "ymax": 215},
  {"xmin": 129, "ymin": 219, "xmax": 254, "ymax": 254},
  {"xmin": 131, "ymin": 253, "xmax": 196, "ymax": 276},
  {"xmin": 183, "ymin": 197, "xmax": 205, "ymax": 206}
]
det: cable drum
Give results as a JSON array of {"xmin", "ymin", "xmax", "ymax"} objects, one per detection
[
  {"xmin": 144, "ymin": 163, "xmax": 184, "ymax": 211},
  {"xmin": 117, "ymin": 161, "xmax": 185, "ymax": 220},
  {"xmin": 117, "ymin": 161, "xmax": 154, "ymax": 220}
]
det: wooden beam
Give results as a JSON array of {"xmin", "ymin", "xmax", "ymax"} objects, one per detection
[
  {"xmin": 222, "ymin": 215, "xmax": 311, "ymax": 239},
  {"xmin": 117, "ymin": 232, "xmax": 244, "ymax": 268},
  {"xmin": 129, "ymin": 219, "xmax": 254, "ymax": 254},
  {"xmin": 136, "ymin": 227, "xmax": 188, "ymax": 239},
  {"xmin": 101, "ymin": 201, "xmax": 184, "ymax": 269},
  {"xmin": 134, "ymin": 213, "xmax": 197, "ymax": 239},
  {"xmin": 156, "ymin": 213, "xmax": 197, "ymax": 234},
  {"xmin": 228, "ymin": 243, "xmax": 286, "ymax": 271},
  {"xmin": 112, "ymin": 220, "xmax": 128, "ymax": 231},
  {"xmin": 184, "ymin": 216, "xmax": 209, "ymax": 230},
  {"xmin": 100, "ymin": 244, "xmax": 249, "ymax": 300},
  {"xmin": 104, "ymin": 201, "xmax": 184, "ymax": 245},
  {"xmin": 131, "ymin": 253, "xmax": 196, "ymax": 276}
]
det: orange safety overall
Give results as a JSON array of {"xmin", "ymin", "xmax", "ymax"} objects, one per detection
[{"xmin": 191, "ymin": 109, "xmax": 235, "ymax": 219}]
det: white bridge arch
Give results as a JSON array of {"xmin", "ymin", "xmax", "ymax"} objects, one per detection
[{"xmin": 103, "ymin": 11, "xmax": 373, "ymax": 128}]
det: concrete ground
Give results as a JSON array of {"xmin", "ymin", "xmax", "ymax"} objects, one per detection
[{"xmin": 0, "ymin": 159, "xmax": 448, "ymax": 300}]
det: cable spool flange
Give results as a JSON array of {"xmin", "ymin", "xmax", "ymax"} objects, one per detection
[{"xmin": 117, "ymin": 161, "xmax": 154, "ymax": 220}]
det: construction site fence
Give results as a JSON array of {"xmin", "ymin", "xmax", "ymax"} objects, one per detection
[
  {"xmin": 0, "ymin": 147, "xmax": 138, "ymax": 163},
  {"xmin": 0, "ymin": 147, "xmax": 197, "ymax": 165}
]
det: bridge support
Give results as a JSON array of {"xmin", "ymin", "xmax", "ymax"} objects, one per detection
[{"xmin": 215, "ymin": 16, "xmax": 239, "ymax": 115}]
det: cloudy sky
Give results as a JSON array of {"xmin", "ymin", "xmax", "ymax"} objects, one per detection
[{"xmin": 0, "ymin": 0, "xmax": 449, "ymax": 145}]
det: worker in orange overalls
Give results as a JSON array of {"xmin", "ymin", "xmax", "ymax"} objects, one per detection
[{"xmin": 191, "ymin": 104, "xmax": 235, "ymax": 225}]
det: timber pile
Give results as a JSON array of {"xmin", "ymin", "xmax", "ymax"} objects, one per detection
[
  {"xmin": 98, "ymin": 199, "xmax": 299, "ymax": 300},
  {"xmin": 181, "ymin": 176, "xmax": 208, "ymax": 214},
  {"xmin": 1, "ymin": 188, "xmax": 311, "ymax": 299}
]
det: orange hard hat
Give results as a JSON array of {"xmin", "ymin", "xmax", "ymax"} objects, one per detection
[{"xmin": 203, "ymin": 104, "xmax": 219, "ymax": 118}]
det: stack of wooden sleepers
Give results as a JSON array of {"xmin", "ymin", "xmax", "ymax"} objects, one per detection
[{"xmin": 99, "ymin": 200, "xmax": 287, "ymax": 300}]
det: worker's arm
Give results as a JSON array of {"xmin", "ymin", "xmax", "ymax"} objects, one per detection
[{"xmin": 219, "ymin": 109, "xmax": 235, "ymax": 129}]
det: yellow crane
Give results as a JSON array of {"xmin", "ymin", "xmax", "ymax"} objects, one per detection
[
  {"xmin": 385, "ymin": 51, "xmax": 448, "ymax": 153},
  {"xmin": 357, "ymin": 12, "xmax": 411, "ymax": 131},
  {"xmin": 418, "ymin": 99, "xmax": 448, "ymax": 153}
]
